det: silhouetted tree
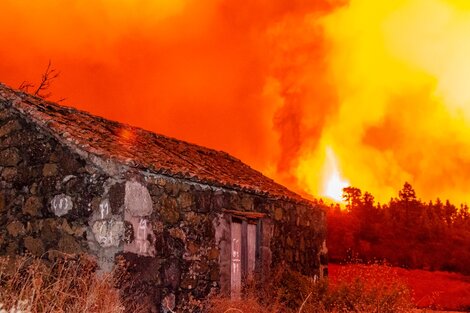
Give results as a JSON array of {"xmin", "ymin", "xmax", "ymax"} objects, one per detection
[
  {"xmin": 397, "ymin": 182, "xmax": 422, "ymax": 226},
  {"xmin": 398, "ymin": 182, "xmax": 416, "ymax": 202},
  {"xmin": 342, "ymin": 187, "xmax": 362, "ymax": 212}
]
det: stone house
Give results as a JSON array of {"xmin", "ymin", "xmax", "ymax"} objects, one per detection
[{"xmin": 0, "ymin": 83, "xmax": 327, "ymax": 312}]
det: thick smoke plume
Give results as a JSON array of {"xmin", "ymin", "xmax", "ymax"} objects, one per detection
[{"xmin": 300, "ymin": 0, "xmax": 470, "ymax": 203}]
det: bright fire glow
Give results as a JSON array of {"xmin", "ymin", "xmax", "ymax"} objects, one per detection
[{"xmin": 323, "ymin": 147, "xmax": 349, "ymax": 202}]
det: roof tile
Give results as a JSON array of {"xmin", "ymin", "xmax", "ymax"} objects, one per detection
[{"xmin": 0, "ymin": 83, "xmax": 308, "ymax": 203}]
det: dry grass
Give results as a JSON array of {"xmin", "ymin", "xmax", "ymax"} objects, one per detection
[
  {"xmin": 0, "ymin": 254, "xmax": 418, "ymax": 313},
  {"xmin": 0, "ymin": 253, "xmax": 124, "ymax": 313},
  {"xmin": 208, "ymin": 263, "xmax": 415, "ymax": 313},
  {"xmin": 208, "ymin": 297, "xmax": 270, "ymax": 313}
]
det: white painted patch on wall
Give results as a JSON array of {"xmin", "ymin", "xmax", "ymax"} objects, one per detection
[
  {"xmin": 124, "ymin": 181, "xmax": 153, "ymax": 216},
  {"xmin": 124, "ymin": 216, "xmax": 156, "ymax": 256},
  {"xmin": 92, "ymin": 219, "xmax": 125, "ymax": 248},
  {"xmin": 123, "ymin": 180, "xmax": 156, "ymax": 257},
  {"xmin": 100, "ymin": 198, "xmax": 110, "ymax": 219},
  {"xmin": 50, "ymin": 194, "xmax": 73, "ymax": 217},
  {"xmin": 137, "ymin": 219, "xmax": 149, "ymax": 254}
]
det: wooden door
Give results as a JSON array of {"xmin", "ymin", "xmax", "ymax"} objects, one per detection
[
  {"xmin": 247, "ymin": 223, "xmax": 257, "ymax": 281},
  {"xmin": 231, "ymin": 221, "xmax": 242, "ymax": 299}
]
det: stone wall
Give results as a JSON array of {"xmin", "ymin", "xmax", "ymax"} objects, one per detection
[
  {"xmin": 116, "ymin": 174, "xmax": 327, "ymax": 312},
  {"xmin": 0, "ymin": 101, "xmax": 327, "ymax": 312},
  {"xmin": 116, "ymin": 176, "xmax": 224, "ymax": 312},
  {"xmin": 0, "ymin": 100, "xmax": 110, "ymax": 261},
  {"xmin": 270, "ymin": 199, "xmax": 327, "ymax": 277}
]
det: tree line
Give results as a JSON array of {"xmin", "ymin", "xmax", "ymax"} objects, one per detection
[{"xmin": 324, "ymin": 182, "xmax": 470, "ymax": 275}]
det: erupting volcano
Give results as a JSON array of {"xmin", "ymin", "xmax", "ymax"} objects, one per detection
[{"xmin": 2, "ymin": 0, "xmax": 470, "ymax": 204}]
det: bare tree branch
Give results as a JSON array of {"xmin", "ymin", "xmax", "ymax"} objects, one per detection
[
  {"xmin": 18, "ymin": 81, "xmax": 34, "ymax": 93},
  {"xmin": 33, "ymin": 60, "xmax": 60, "ymax": 99}
]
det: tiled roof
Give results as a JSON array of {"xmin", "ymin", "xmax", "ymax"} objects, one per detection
[{"xmin": 0, "ymin": 83, "xmax": 307, "ymax": 203}]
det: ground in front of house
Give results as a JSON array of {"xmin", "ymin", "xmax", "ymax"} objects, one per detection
[{"xmin": 329, "ymin": 264, "xmax": 470, "ymax": 312}]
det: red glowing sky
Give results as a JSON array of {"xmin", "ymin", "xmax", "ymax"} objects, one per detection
[{"xmin": 2, "ymin": 0, "xmax": 470, "ymax": 203}]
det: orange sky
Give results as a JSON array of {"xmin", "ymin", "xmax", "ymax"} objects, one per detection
[{"xmin": 2, "ymin": 0, "xmax": 470, "ymax": 204}]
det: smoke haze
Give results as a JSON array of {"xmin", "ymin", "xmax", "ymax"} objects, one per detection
[{"xmin": 2, "ymin": 0, "xmax": 470, "ymax": 204}]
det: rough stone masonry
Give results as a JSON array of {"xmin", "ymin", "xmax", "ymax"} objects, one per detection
[{"xmin": 0, "ymin": 83, "xmax": 327, "ymax": 312}]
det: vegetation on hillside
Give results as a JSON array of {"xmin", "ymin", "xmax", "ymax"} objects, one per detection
[
  {"xmin": 326, "ymin": 182, "xmax": 470, "ymax": 274},
  {"xmin": 329, "ymin": 264, "xmax": 470, "ymax": 311}
]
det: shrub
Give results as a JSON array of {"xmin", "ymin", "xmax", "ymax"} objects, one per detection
[
  {"xmin": 208, "ymin": 263, "xmax": 415, "ymax": 313},
  {"xmin": 326, "ymin": 263, "xmax": 414, "ymax": 313}
]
